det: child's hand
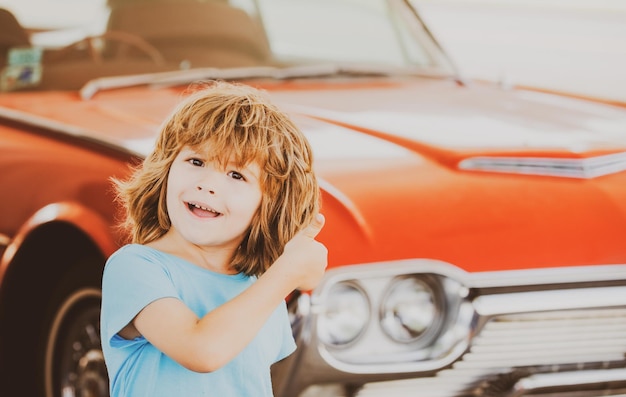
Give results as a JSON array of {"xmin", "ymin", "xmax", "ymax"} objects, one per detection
[{"xmin": 279, "ymin": 213, "xmax": 328, "ymax": 291}]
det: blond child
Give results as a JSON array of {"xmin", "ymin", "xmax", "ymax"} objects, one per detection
[{"xmin": 100, "ymin": 81, "xmax": 327, "ymax": 397}]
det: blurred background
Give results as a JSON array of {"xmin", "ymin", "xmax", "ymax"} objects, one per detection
[
  {"xmin": 2, "ymin": 0, "xmax": 624, "ymax": 104},
  {"xmin": 414, "ymin": 0, "xmax": 626, "ymax": 105}
]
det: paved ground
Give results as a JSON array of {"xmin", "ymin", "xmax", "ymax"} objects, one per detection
[{"xmin": 415, "ymin": 0, "xmax": 626, "ymax": 104}]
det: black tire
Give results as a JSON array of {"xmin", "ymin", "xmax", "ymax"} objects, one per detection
[{"xmin": 44, "ymin": 287, "xmax": 108, "ymax": 397}]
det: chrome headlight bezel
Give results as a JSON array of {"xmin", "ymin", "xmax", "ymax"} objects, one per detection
[
  {"xmin": 379, "ymin": 274, "xmax": 446, "ymax": 347},
  {"xmin": 316, "ymin": 280, "xmax": 371, "ymax": 348},
  {"xmin": 307, "ymin": 259, "xmax": 474, "ymax": 374}
]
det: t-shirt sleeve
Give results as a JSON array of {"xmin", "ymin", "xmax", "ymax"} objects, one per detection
[{"xmin": 100, "ymin": 245, "xmax": 179, "ymax": 348}]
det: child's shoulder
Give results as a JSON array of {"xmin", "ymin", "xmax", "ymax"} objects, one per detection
[
  {"xmin": 106, "ymin": 244, "xmax": 163, "ymax": 267},
  {"xmin": 104, "ymin": 244, "xmax": 178, "ymax": 281},
  {"xmin": 110, "ymin": 243, "xmax": 151, "ymax": 258}
]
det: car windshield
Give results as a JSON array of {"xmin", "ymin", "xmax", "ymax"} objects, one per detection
[{"xmin": 0, "ymin": 0, "xmax": 456, "ymax": 94}]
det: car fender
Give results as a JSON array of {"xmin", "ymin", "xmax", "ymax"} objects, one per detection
[{"xmin": 0, "ymin": 201, "xmax": 118, "ymax": 294}]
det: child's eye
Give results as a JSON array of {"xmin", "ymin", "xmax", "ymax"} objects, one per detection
[
  {"xmin": 228, "ymin": 171, "xmax": 245, "ymax": 181},
  {"xmin": 188, "ymin": 158, "xmax": 204, "ymax": 167}
]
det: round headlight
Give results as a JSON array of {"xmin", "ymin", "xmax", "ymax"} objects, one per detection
[
  {"xmin": 380, "ymin": 276, "xmax": 440, "ymax": 344},
  {"xmin": 317, "ymin": 282, "xmax": 370, "ymax": 347}
]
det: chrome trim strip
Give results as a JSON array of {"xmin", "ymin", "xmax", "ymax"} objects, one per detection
[
  {"xmin": 0, "ymin": 106, "xmax": 139, "ymax": 157},
  {"xmin": 314, "ymin": 259, "xmax": 626, "ymax": 294},
  {"xmin": 463, "ymin": 263, "xmax": 626, "ymax": 288},
  {"xmin": 473, "ymin": 285, "xmax": 626, "ymax": 317},
  {"xmin": 458, "ymin": 151, "xmax": 626, "ymax": 178},
  {"xmin": 353, "ymin": 367, "xmax": 626, "ymax": 397},
  {"xmin": 317, "ymin": 339, "xmax": 469, "ymax": 375},
  {"xmin": 511, "ymin": 368, "xmax": 626, "ymax": 396}
]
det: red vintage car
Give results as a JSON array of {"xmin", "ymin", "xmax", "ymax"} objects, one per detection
[{"xmin": 1, "ymin": 1, "xmax": 625, "ymax": 396}]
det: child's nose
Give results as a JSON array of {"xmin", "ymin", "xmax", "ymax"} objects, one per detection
[
  {"xmin": 196, "ymin": 185, "xmax": 215, "ymax": 194},
  {"xmin": 196, "ymin": 170, "xmax": 218, "ymax": 194}
]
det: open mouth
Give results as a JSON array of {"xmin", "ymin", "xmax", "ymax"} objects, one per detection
[{"xmin": 186, "ymin": 202, "xmax": 222, "ymax": 218}]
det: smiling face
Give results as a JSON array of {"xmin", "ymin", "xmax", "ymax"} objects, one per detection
[
  {"xmin": 118, "ymin": 82, "xmax": 319, "ymax": 276},
  {"xmin": 164, "ymin": 145, "xmax": 263, "ymax": 254}
]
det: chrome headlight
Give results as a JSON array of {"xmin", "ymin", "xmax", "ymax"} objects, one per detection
[
  {"xmin": 380, "ymin": 276, "xmax": 442, "ymax": 344},
  {"xmin": 317, "ymin": 282, "xmax": 370, "ymax": 347}
]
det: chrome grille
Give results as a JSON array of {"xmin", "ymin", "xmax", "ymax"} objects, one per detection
[{"xmin": 355, "ymin": 308, "xmax": 626, "ymax": 397}]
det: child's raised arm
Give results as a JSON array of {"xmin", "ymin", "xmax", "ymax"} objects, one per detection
[{"xmin": 131, "ymin": 214, "xmax": 328, "ymax": 373}]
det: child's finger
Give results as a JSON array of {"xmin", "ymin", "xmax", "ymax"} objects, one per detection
[{"xmin": 302, "ymin": 213, "xmax": 325, "ymax": 239}]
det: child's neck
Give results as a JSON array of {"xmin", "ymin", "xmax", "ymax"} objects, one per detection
[{"xmin": 147, "ymin": 233, "xmax": 237, "ymax": 275}]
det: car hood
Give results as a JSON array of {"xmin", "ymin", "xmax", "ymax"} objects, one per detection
[{"xmin": 2, "ymin": 78, "xmax": 625, "ymax": 158}]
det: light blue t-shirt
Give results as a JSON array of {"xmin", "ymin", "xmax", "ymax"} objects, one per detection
[{"xmin": 100, "ymin": 244, "xmax": 296, "ymax": 397}]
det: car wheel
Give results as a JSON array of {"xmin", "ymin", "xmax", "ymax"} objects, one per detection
[{"xmin": 44, "ymin": 286, "xmax": 108, "ymax": 397}]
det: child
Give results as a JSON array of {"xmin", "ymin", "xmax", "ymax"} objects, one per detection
[{"xmin": 100, "ymin": 80, "xmax": 328, "ymax": 397}]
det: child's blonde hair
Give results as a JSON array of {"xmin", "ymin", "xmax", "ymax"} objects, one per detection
[{"xmin": 114, "ymin": 80, "xmax": 320, "ymax": 276}]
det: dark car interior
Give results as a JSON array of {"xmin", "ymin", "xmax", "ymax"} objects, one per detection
[{"xmin": 0, "ymin": 1, "xmax": 272, "ymax": 91}]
